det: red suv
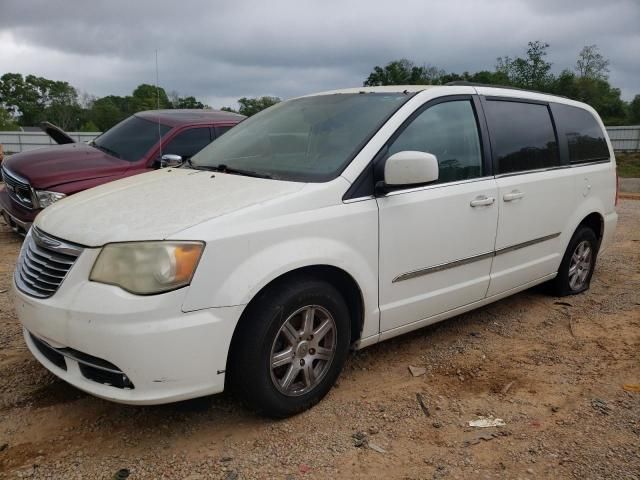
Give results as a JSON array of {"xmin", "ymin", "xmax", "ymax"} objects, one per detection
[{"xmin": 0, "ymin": 109, "xmax": 244, "ymax": 234}]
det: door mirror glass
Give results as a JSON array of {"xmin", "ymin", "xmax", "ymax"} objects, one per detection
[
  {"xmin": 383, "ymin": 151, "xmax": 439, "ymax": 187},
  {"xmin": 159, "ymin": 154, "xmax": 183, "ymax": 168}
]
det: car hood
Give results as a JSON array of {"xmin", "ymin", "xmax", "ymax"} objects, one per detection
[
  {"xmin": 35, "ymin": 168, "xmax": 305, "ymax": 247},
  {"xmin": 3, "ymin": 143, "xmax": 129, "ymax": 189},
  {"xmin": 39, "ymin": 121, "xmax": 75, "ymax": 144}
]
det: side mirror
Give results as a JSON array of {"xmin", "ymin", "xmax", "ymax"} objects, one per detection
[
  {"xmin": 381, "ymin": 151, "xmax": 439, "ymax": 190},
  {"xmin": 159, "ymin": 154, "xmax": 183, "ymax": 168}
]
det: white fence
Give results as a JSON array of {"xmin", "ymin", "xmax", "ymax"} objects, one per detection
[
  {"xmin": 0, "ymin": 126, "xmax": 639, "ymax": 154},
  {"xmin": 606, "ymin": 126, "xmax": 640, "ymax": 152},
  {"xmin": 0, "ymin": 131, "xmax": 101, "ymax": 154}
]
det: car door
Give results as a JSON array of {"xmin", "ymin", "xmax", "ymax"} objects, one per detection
[
  {"xmin": 481, "ymin": 97, "xmax": 575, "ymax": 296},
  {"xmin": 377, "ymin": 96, "xmax": 499, "ymax": 333}
]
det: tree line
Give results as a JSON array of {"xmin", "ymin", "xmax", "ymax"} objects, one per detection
[
  {"xmin": 0, "ymin": 75, "xmax": 211, "ymax": 132},
  {"xmin": 0, "ymin": 41, "xmax": 638, "ymax": 132},
  {"xmin": 0, "ymin": 71, "xmax": 283, "ymax": 132},
  {"xmin": 364, "ymin": 42, "xmax": 640, "ymax": 126}
]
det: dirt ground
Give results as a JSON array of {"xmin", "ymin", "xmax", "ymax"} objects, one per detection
[{"xmin": 0, "ymin": 201, "xmax": 638, "ymax": 480}]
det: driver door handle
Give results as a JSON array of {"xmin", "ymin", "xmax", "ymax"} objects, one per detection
[
  {"xmin": 503, "ymin": 190, "xmax": 524, "ymax": 202},
  {"xmin": 470, "ymin": 195, "xmax": 496, "ymax": 207}
]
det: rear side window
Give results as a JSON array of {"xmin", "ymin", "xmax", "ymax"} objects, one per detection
[
  {"xmin": 550, "ymin": 103, "xmax": 609, "ymax": 163},
  {"xmin": 163, "ymin": 127, "xmax": 212, "ymax": 160},
  {"xmin": 216, "ymin": 125, "xmax": 234, "ymax": 137},
  {"xmin": 387, "ymin": 100, "xmax": 483, "ymax": 183},
  {"xmin": 484, "ymin": 100, "xmax": 559, "ymax": 174}
]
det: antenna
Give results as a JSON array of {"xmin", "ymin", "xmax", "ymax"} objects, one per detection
[{"xmin": 155, "ymin": 49, "xmax": 162, "ymax": 159}]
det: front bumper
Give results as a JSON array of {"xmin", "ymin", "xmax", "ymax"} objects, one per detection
[
  {"xmin": 0, "ymin": 187, "xmax": 37, "ymax": 234},
  {"xmin": 14, "ymin": 247, "xmax": 244, "ymax": 405}
]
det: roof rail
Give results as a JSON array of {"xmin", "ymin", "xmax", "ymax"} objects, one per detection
[{"xmin": 445, "ymin": 81, "xmax": 568, "ymax": 99}]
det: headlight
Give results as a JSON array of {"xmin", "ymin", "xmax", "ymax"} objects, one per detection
[
  {"xmin": 90, "ymin": 241, "xmax": 204, "ymax": 295},
  {"xmin": 35, "ymin": 190, "xmax": 66, "ymax": 208}
]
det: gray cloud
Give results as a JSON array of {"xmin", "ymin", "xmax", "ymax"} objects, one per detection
[{"xmin": 0, "ymin": 0, "xmax": 638, "ymax": 109}]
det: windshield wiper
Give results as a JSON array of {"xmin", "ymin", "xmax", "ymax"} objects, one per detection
[
  {"xmin": 206, "ymin": 164, "xmax": 272, "ymax": 179},
  {"xmin": 92, "ymin": 143, "xmax": 121, "ymax": 159}
]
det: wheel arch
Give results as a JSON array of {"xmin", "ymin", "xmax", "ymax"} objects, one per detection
[
  {"xmin": 576, "ymin": 211, "xmax": 604, "ymax": 248},
  {"xmin": 225, "ymin": 264, "xmax": 366, "ymax": 377}
]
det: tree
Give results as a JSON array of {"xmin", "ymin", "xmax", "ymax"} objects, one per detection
[
  {"xmin": 79, "ymin": 120, "xmax": 100, "ymax": 132},
  {"xmin": 90, "ymin": 96, "xmax": 127, "ymax": 131},
  {"xmin": 46, "ymin": 80, "xmax": 82, "ymax": 130},
  {"xmin": 0, "ymin": 107, "xmax": 19, "ymax": 130},
  {"xmin": 496, "ymin": 41, "xmax": 552, "ymax": 90},
  {"xmin": 576, "ymin": 45, "xmax": 609, "ymax": 80},
  {"xmin": 224, "ymin": 96, "xmax": 281, "ymax": 116},
  {"xmin": 0, "ymin": 73, "xmax": 47, "ymax": 126},
  {"xmin": 130, "ymin": 83, "xmax": 171, "ymax": 111},
  {"xmin": 628, "ymin": 95, "xmax": 640, "ymax": 124},
  {"xmin": 173, "ymin": 95, "xmax": 206, "ymax": 109},
  {"xmin": 574, "ymin": 77, "xmax": 626, "ymax": 125},
  {"xmin": 364, "ymin": 59, "xmax": 444, "ymax": 86},
  {"xmin": 0, "ymin": 73, "xmax": 81, "ymax": 128},
  {"xmin": 549, "ymin": 69, "xmax": 579, "ymax": 98}
]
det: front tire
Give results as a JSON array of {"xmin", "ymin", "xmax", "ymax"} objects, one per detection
[
  {"xmin": 228, "ymin": 276, "xmax": 351, "ymax": 418},
  {"xmin": 552, "ymin": 226, "xmax": 598, "ymax": 296}
]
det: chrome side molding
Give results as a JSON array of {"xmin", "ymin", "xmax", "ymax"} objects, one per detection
[{"xmin": 392, "ymin": 232, "xmax": 561, "ymax": 283}]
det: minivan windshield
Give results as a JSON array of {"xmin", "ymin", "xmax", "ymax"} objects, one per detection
[
  {"xmin": 190, "ymin": 93, "xmax": 411, "ymax": 182},
  {"xmin": 92, "ymin": 116, "xmax": 171, "ymax": 161}
]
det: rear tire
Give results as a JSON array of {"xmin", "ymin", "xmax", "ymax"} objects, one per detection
[
  {"xmin": 228, "ymin": 275, "xmax": 351, "ymax": 418},
  {"xmin": 552, "ymin": 226, "xmax": 598, "ymax": 296}
]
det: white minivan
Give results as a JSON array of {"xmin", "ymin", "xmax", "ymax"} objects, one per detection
[{"xmin": 14, "ymin": 85, "xmax": 617, "ymax": 417}]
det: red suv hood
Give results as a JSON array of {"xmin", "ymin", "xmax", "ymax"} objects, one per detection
[{"xmin": 3, "ymin": 143, "xmax": 131, "ymax": 190}]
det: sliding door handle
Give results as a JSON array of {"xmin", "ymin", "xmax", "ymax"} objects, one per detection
[
  {"xmin": 503, "ymin": 190, "xmax": 524, "ymax": 202},
  {"xmin": 470, "ymin": 195, "xmax": 495, "ymax": 207}
]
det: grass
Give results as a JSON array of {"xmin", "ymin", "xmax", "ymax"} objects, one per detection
[{"xmin": 616, "ymin": 152, "xmax": 640, "ymax": 178}]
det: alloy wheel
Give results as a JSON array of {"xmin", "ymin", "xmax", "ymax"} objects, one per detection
[
  {"xmin": 269, "ymin": 305, "xmax": 337, "ymax": 396},
  {"xmin": 568, "ymin": 240, "xmax": 592, "ymax": 291}
]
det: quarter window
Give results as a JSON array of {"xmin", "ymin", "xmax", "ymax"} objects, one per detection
[
  {"xmin": 163, "ymin": 128, "xmax": 212, "ymax": 160},
  {"xmin": 484, "ymin": 100, "xmax": 559, "ymax": 174},
  {"xmin": 550, "ymin": 103, "xmax": 609, "ymax": 163},
  {"xmin": 387, "ymin": 100, "xmax": 483, "ymax": 183}
]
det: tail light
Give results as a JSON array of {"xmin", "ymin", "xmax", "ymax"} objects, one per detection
[{"xmin": 615, "ymin": 170, "xmax": 619, "ymax": 207}]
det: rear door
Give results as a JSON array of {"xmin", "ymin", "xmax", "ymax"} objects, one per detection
[
  {"xmin": 378, "ymin": 96, "xmax": 499, "ymax": 333},
  {"xmin": 482, "ymin": 97, "xmax": 575, "ymax": 296}
]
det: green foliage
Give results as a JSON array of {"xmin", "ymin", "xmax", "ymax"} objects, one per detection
[
  {"xmin": 0, "ymin": 73, "xmax": 81, "ymax": 129},
  {"xmin": 224, "ymin": 96, "xmax": 281, "ymax": 117},
  {"xmin": 90, "ymin": 96, "xmax": 128, "ymax": 131},
  {"xmin": 0, "ymin": 74, "xmax": 209, "ymax": 131},
  {"xmin": 130, "ymin": 83, "xmax": 171, "ymax": 111},
  {"xmin": 0, "ymin": 107, "xmax": 19, "ymax": 130},
  {"xmin": 496, "ymin": 41, "xmax": 552, "ymax": 90},
  {"xmin": 573, "ymin": 77, "xmax": 626, "ymax": 125},
  {"xmin": 576, "ymin": 45, "xmax": 609, "ymax": 80},
  {"xmin": 79, "ymin": 120, "xmax": 99, "ymax": 132},
  {"xmin": 616, "ymin": 153, "xmax": 640, "ymax": 178},
  {"xmin": 628, "ymin": 96, "xmax": 640, "ymax": 124},
  {"xmin": 364, "ymin": 59, "xmax": 445, "ymax": 86},
  {"xmin": 172, "ymin": 95, "xmax": 206, "ymax": 109},
  {"xmin": 364, "ymin": 42, "xmax": 638, "ymax": 126}
]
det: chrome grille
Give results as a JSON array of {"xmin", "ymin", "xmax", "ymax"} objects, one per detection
[
  {"xmin": 15, "ymin": 227, "xmax": 83, "ymax": 298},
  {"xmin": 1, "ymin": 166, "xmax": 35, "ymax": 209}
]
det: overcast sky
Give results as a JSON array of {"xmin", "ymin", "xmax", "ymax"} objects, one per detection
[{"xmin": 0, "ymin": 0, "xmax": 638, "ymax": 109}]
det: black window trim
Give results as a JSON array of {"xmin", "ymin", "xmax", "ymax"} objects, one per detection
[
  {"xmin": 343, "ymin": 94, "xmax": 492, "ymax": 200},
  {"xmin": 479, "ymin": 95, "xmax": 563, "ymax": 176}
]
